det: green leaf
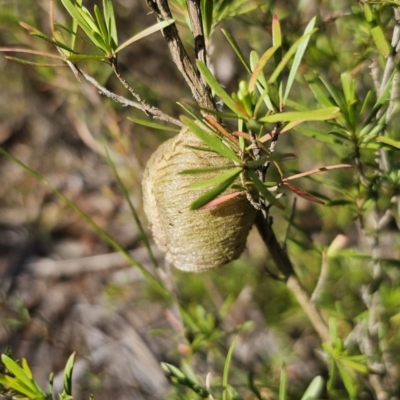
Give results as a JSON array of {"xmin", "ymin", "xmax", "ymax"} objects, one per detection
[
  {"xmin": 222, "ymin": 336, "xmax": 238, "ymax": 400},
  {"xmin": 115, "ymin": 19, "xmax": 175, "ymax": 53},
  {"xmin": 268, "ymin": 28, "xmax": 318, "ymax": 85},
  {"xmin": 1, "ymin": 355, "xmax": 34, "ymax": 389},
  {"xmin": 376, "ymin": 136, "xmax": 400, "ymax": 150},
  {"xmin": 19, "ymin": 22, "xmax": 76, "ymax": 53},
  {"xmin": 0, "ymin": 375, "xmax": 40, "ymax": 399},
  {"xmin": 272, "ymin": 14, "xmax": 281, "ymax": 47},
  {"xmin": 67, "ymin": 53, "xmax": 107, "ymax": 61},
  {"xmin": 196, "ymin": 61, "xmax": 249, "ymax": 118},
  {"xmin": 3, "ymin": 56, "xmax": 66, "ymax": 67},
  {"xmin": 180, "ymin": 165, "xmax": 236, "ymax": 174},
  {"xmin": 336, "ymin": 362, "xmax": 357, "ymax": 399},
  {"xmin": 181, "ymin": 116, "xmax": 241, "ymax": 162},
  {"xmin": 127, "ymin": 116, "xmax": 180, "ymax": 131},
  {"xmin": 248, "ymin": 45, "xmax": 280, "ymax": 92},
  {"xmin": 190, "ymin": 176, "xmax": 237, "ymax": 210},
  {"xmin": 307, "ymin": 79, "xmax": 335, "ymax": 107},
  {"xmin": 60, "ymin": 0, "xmax": 91, "ymax": 32},
  {"xmin": 70, "ymin": 0, "xmax": 82, "ymax": 49},
  {"xmin": 284, "ymin": 17, "xmax": 316, "ymax": 104},
  {"xmin": 94, "ymin": 4, "xmax": 110, "ymax": 53},
  {"xmin": 279, "ymin": 364, "xmax": 288, "ymax": 400},
  {"xmin": 103, "ymin": 0, "xmax": 118, "ymax": 47},
  {"xmin": 300, "ymin": 376, "xmax": 324, "ymax": 400},
  {"xmin": 221, "ymin": 29, "xmax": 251, "ymax": 74},
  {"xmin": 260, "ymin": 107, "xmax": 340, "ymax": 123},
  {"xmin": 201, "ymin": 0, "xmax": 213, "ymax": 39},
  {"xmin": 248, "ymin": 170, "xmax": 284, "ymax": 209},
  {"xmin": 339, "ymin": 358, "xmax": 369, "ymax": 374},
  {"xmin": 63, "ymin": 352, "xmax": 75, "ymax": 396},
  {"xmin": 189, "ymin": 167, "xmax": 242, "ymax": 189},
  {"xmin": 371, "ymin": 25, "xmax": 391, "ymax": 58}
]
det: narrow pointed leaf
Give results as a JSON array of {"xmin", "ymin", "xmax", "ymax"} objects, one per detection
[
  {"xmin": 60, "ymin": 0, "xmax": 91, "ymax": 31},
  {"xmin": 222, "ymin": 336, "xmax": 239, "ymax": 400},
  {"xmin": 199, "ymin": 191, "xmax": 242, "ymax": 210},
  {"xmin": 279, "ymin": 364, "xmax": 288, "ymax": 400},
  {"xmin": 1, "ymin": 355, "xmax": 35, "ymax": 391},
  {"xmin": 94, "ymin": 5, "xmax": 109, "ymax": 46},
  {"xmin": 127, "ymin": 117, "xmax": 180, "ymax": 131},
  {"xmin": 196, "ymin": 61, "xmax": 249, "ymax": 118},
  {"xmin": 221, "ymin": 29, "xmax": 251, "ymax": 73},
  {"xmin": 180, "ymin": 165, "xmax": 236, "ymax": 175},
  {"xmin": 283, "ymin": 182, "xmax": 325, "ymax": 204},
  {"xmin": 260, "ymin": 107, "xmax": 340, "ymax": 123},
  {"xmin": 4, "ymin": 56, "xmax": 66, "ymax": 67},
  {"xmin": 63, "ymin": 352, "xmax": 75, "ymax": 396},
  {"xmin": 115, "ymin": 19, "xmax": 174, "ymax": 53},
  {"xmin": 268, "ymin": 29, "xmax": 317, "ymax": 84},
  {"xmin": 181, "ymin": 116, "xmax": 241, "ymax": 162},
  {"xmin": 249, "ymin": 45, "xmax": 280, "ymax": 92},
  {"xmin": 67, "ymin": 53, "xmax": 107, "ymax": 61},
  {"xmin": 190, "ymin": 176, "xmax": 237, "ymax": 210},
  {"xmin": 103, "ymin": 0, "xmax": 118, "ymax": 46},
  {"xmin": 300, "ymin": 376, "xmax": 324, "ymax": 400},
  {"xmin": 371, "ymin": 25, "xmax": 391, "ymax": 58},
  {"xmin": 189, "ymin": 167, "xmax": 242, "ymax": 189},
  {"xmin": 284, "ymin": 17, "xmax": 316, "ymax": 103},
  {"xmin": 376, "ymin": 136, "xmax": 400, "ymax": 149},
  {"xmin": 272, "ymin": 14, "xmax": 282, "ymax": 47}
]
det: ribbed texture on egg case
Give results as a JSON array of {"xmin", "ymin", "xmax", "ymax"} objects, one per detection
[{"xmin": 142, "ymin": 128, "xmax": 257, "ymax": 272}]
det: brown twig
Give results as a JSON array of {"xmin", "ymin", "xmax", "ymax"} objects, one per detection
[
  {"xmin": 74, "ymin": 65, "xmax": 183, "ymax": 127},
  {"xmin": 146, "ymin": 0, "xmax": 216, "ymax": 113}
]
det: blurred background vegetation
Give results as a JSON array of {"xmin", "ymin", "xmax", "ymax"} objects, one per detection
[{"xmin": 0, "ymin": 0, "xmax": 400, "ymax": 399}]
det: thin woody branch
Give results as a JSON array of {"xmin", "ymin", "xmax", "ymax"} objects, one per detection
[
  {"xmin": 74, "ymin": 65, "xmax": 182, "ymax": 127},
  {"xmin": 146, "ymin": 0, "xmax": 216, "ymax": 113}
]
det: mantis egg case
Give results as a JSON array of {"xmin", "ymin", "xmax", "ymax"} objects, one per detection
[{"xmin": 142, "ymin": 128, "xmax": 256, "ymax": 272}]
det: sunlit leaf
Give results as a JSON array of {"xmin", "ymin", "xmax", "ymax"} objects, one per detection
[
  {"xmin": 249, "ymin": 45, "xmax": 279, "ymax": 92},
  {"xmin": 222, "ymin": 336, "xmax": 238, "ymax": 400},
  {"xmin": 190, "ymin": 174, "xmax": 237, "ymax": 210},
  {"xmin": 268, "ymin": 28, "xmax": 317, "ymax": 85},
  {"xmin": 103, "ymin": 0, "xmax": 118, "ymax": 47},
  {"xmin": 272, "ymin": 14, "xmax": 281, "ymax": 47},
  {"xmin": 279, "ymin": 364, "xmax": 287, "ymax": 400},
  {"xmin": 181, "ymin": 116, "xmax": 241, "ymax": 162},
  {"xmin": 199, "ymin": 191, "xmax": 242, "ymax": 210},
  {"xmin": 260, "ymin": 107, "xmax": 340, "ymax": 123},
  {"xmin": 180, "ymin": 165, "xmax": 236, "ymax": 175},
  {"xmin": 127, "ymin": 116, "xmax": 180, "ymax": 131},
  {"xmin": 197, "ymin": 61, "xmax": 249, "ymax": 118},
  {"xmin": 300, "ymin": 376, "xmax": 324, "ymax": 400},
  {"xmin": 376, "ymin": 136, "xmax": 400, "ymax": 149},
  {"xmin": 371, "ymin": 25, "xmax": 391, "ymax": 58},
  {"xmin": 189, "ymin": 167, "xmax": 242, "ymax": 189},
  {"xmin": 63, "ymin": 352, "xmax": 75, "ymax": 396},
  {"xmin": 115, "ymin": 19, "xmax": 174, "ymax": 53},
  {"xmin": 283, "ymin": 17, "xmax": 316, "ymax": 104}
]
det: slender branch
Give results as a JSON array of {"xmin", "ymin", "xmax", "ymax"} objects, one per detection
[
  {"xmin": 255, "ymin": 213, "xmax": 330, "ymax": 342},
  {"xmin": 146, "ymin": 0, "xmax": 216, "ymax": 113},
  {"xmin": 186, "ymin": 0, "xmax": 207, "ymax": 65},
  {"xmin": 74, "ymin": 65, "xmax": 183, "ymax": 127}
]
